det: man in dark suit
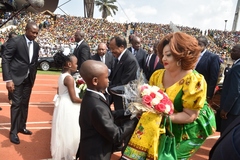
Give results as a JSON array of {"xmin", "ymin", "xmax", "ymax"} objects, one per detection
[
  {"xmin": 195, "ymin": 36, "xmax": 221, "ymax": 102},
  {"xmin": 219, "ymin": 44, "xmax": 240, "ymax": 134},
  {"xmin": 91, "ymin": 42, "xmax": 115, "ymax": 76},
  {"xmin": 144, "ymin": 41, "xmax": 164, "ymax": 81},
  {"xmin": 128, "ymin": 36, "xmax": 146, "ymax": 71},
  {"xmin": 109, "ymin": 36, "xmax": 139, "ymax": 111},
  {"xmin": 209, "ymin": 116, "xmax": 240, "ymax": 160},
  {"xmin": 108, "ymin": 36, "xmax": 139, "ymax": 153},
  {"xmin": 1, "ymin": 21, "xmax": 40, "ymax": 144},
  {"xmin": 73, "ymin": 30, "xmax": 91, "ymax": 70}
]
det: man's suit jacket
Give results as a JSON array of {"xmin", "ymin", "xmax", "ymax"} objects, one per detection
[
  {"xmin": 1, "ymin": 35, "xmax": 40, "ymax": 86},
  {"xmin": 144, "ymin": 53, "xmax": 164, "ymax": 81},
  {"xmin": 109, "ymin": 49, "xmax": 139, "ymax": 110},
  {"xmin": 220, "ymin": 61, "xmax": 240, "ymax": 115},
  {"xmin": 195, "ymin": 50, "xmax": 220, "ymax": 99},
  {"xmin": 91, "ymin": 51, "xmax": 115, "ymax": 72},
  {"xmin": 73, "ymin": 40, "xmax": 91, "ymax": 70},
  {"xmin": 128, "ymin": 47, "xmax": 146, "ymax": 71},
  {"xmin": 209, "ymin": 115, "xmax": 240, "ymax": 160},
  {"xmin": 77, "ymin": 91, "xmax": 138, "ymax": 160}
]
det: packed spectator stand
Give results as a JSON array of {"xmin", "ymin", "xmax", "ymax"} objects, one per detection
[{"xmin": 0, "ymin": 11, "xmax": 236, "ymax": 65}]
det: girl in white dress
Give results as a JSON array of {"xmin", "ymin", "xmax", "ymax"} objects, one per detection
[{"xmin": 51, "ymin": 51, "xmax": 82, "ymax": 160}]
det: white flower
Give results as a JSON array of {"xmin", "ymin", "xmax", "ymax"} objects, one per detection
[
  {"xmin": 164, "ymin": 104, "xmax": 171, "ymax": 114},
  {"xmin": 155, "ymin": 92, "xmax": 164, "ymax": 100},
  {"xmin": 151, "ymin": 97, "xmax": 161, "ymax": 106},
  {"xmin": 151, "ymin": 86, "xmax": 160, "ymax": 92},
  {"xmin": 141, "ymin": 88, "xmax": 151, "ymax": 96}
]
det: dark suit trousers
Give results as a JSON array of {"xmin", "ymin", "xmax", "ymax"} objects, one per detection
[
  {"xmin": 10, "ymin": 75, "xmax": 33, "ymax": 134},
  {"xmin": 8, "ymin": 90, "xmax": 12, "ymax": 100}
]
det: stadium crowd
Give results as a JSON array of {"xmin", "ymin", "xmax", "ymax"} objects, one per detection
[{"xmin": 0, "ymin": 11, "xmax": 236, "ymax": 63}]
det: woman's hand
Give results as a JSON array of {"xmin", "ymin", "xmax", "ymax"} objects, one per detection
[{"xmin": 170, "ymin": 108, "xmax": 199, "ymax": 124}]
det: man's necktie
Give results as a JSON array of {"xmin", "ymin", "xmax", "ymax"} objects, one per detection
[
  {"xmin": 146, "ymin": 55, "xmax": 150, "ymax": 67},
  {"xmin": 28, "ymin": 41, "xmax": 33, "ymax": 62},
  {"xmin": 134, "ymin": 50, "xmax": 137, "ymax": 56},
  {"xmin": 154, "ymin": 56, "xmax": 159, "ymax": 70}
]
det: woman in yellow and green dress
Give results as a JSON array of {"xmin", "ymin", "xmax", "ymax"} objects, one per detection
[{"xmin": 149, "ymin": 32, "xmax": 216, "ymax": 159}]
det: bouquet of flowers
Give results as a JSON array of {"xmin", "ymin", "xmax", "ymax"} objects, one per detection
[
  {"xmin": 75, "ymin": 76, "xmax": 87, "ymax": 99},
  {"xmin": 138, "ymin": 84, "xmax": 174, "ymax": 115},
  {"xmin": 113, "ymin": 71, "xmax": 174, "ymax": 118}
]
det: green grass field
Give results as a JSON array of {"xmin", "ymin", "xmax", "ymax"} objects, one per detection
[
  {"xmin": 37, "ymin": 69, "xmax": 61, "ymax": 75},
  {"xmin": 0, "ymin": 68, "xmax": 61, "ymax": 75}
]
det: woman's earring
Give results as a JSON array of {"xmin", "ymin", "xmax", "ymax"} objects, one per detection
[{"xmin": 177, "ymin": 60, "xmax": 181, "ymax": 66}]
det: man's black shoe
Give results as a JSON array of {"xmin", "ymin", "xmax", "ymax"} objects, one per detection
[
  {"xmin": 19, "ymin": 129, "xmax": 32, "ymax": 135},
  {"xmin": 10, "ymin": 133, "xmax": 20, "ymax": 144}
]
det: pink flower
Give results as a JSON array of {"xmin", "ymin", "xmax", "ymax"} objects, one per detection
[
  {"xmin": 161, "ymin": 95, "xmax": 171, "ymax": 105},
  {"xmin": 154, "ymin": 103, "xmax": 166, "ymax": 112},
  {"xmin": 140, "ymin": 85, "xmax": 149, "ymax": 92},
  {"xmin": 158, "ymin": 89, "xmax": 164, "ymax": 94},
  {"xmin": 150, "ymin": 92, "xmax": 156, "ymax": 98},
  {"xmin": 142, "ymin": 95, "xmax": 152, "ymax": 107}
]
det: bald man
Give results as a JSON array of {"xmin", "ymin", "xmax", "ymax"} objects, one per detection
[
  {"xmin": 91, "ymin": 43, "xmax": 115, "ymax": 76},
  {"xmin": 73, "ymin": 30, "xmax": 91, "ymax": 70}
]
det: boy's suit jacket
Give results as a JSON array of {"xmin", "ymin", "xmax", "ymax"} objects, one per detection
[{"xmin": 77, "ymin": 90, "xmax": 138, "ymax": 160}]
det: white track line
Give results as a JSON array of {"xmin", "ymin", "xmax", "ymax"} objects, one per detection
[
  {"xmin": 0, "ymin": 121, "xmax": 52, "ymax": 125},
  {"xmin": 0, "ymin": 91, "xmax": 57, "ymax": 94},
  {"xmin": 0, "ymin": 102, "xmax": 54, "ymax": 107},
  {"xmin": 0, "ymin": 126, "xmax": 52, "ymax": 130},
  {"xmin": 0, "ymin": 121, "xmax": 53, "ymax": 130}
]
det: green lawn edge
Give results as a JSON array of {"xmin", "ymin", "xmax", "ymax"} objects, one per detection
[{"xmin": 0, "ymin": 68, "xmax": 61, "ymax": 75}]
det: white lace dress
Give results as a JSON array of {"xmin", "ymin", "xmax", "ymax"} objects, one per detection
[{"xmin": 51, "ymin": 72, "xmax": 81, "ymax": 160}]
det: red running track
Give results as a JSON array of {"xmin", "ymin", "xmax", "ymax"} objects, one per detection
[{"xmin": 0, "ymin": 73, "xmax": 220, "ymax": 160}]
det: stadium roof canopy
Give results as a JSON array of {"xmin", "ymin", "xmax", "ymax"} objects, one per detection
[{"xmin": 15, "ymin": 0, "xmax": 59, "ymax": 13}]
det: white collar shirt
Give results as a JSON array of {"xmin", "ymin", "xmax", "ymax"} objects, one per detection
[
  {"xmin": 86, "ymin": 88, "xmax": 106, "ymax": 100},
  {"xmin": 117, "ymin": 48, "xmax": 127, "ymax": 62}
]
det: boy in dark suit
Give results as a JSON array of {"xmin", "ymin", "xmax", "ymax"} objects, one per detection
[{"xmin": 76, "ymin": 60, "xmax": 138, "ymax": 160}]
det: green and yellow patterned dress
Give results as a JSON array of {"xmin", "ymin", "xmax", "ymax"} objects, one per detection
[{"xmin": 149, "ymin": 69, "xmax": 216, "ymax": 159}]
